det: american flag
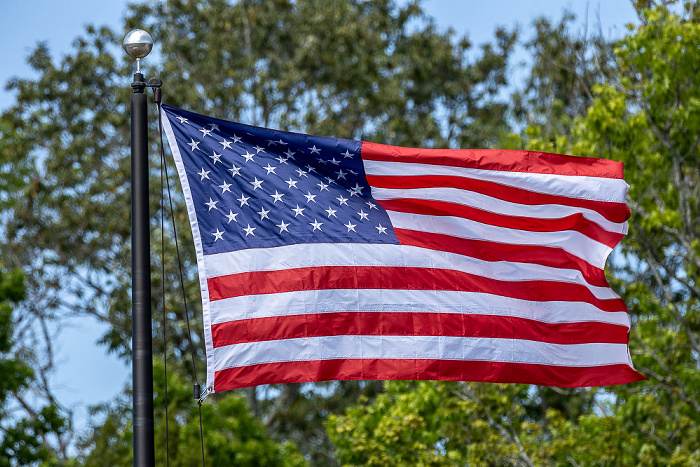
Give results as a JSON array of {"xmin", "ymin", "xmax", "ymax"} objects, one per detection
[{"xmin": 161, "ymin": 104, "xmax": 643, "ymax": 392}]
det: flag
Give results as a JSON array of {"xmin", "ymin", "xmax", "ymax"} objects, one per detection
[{"xmin": 160, "ymin": 104, "xmax": 644, "ymax": 393}]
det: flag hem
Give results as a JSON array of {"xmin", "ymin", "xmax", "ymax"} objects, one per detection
[{"xmin": 161, "ymin": 107, "xmax": 217, "ymax": 391}]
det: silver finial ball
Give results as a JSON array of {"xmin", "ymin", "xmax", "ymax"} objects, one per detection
[{"xmin": 123, "ymin": 29, "xmax": 154, "ymax": 59}]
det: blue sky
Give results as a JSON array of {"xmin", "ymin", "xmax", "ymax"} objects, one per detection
[{"xmin": 1, "ymin": 0, "xmax": 639, "ymax": 433}]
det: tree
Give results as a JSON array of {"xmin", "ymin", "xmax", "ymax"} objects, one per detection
[
  {"xmin": 328, "ymin": 381, "xmax": 558, "ymax": 466},
  {"xmin": 511, "ymin": 9, "xmax": 616, "ymax": 142},
  {"xmin": 328, "ymin": 380, "xmax": 653, "ymax": 466},
  {"xmin": 0, "ymin": 0, "xmax": 517, "ymax": 462},
  {"xmin": 0, "ymin": 268, "xmax": 66, "ymax": 466},
  {"xmin": 510, "ymin": 3, "xmax": 700, "ymax": 462},
  {"xmin": 77, "ymin": 362, "xmax": 307, "ymax": 467},
  {"xmin": 569, "ymin": 3, "xmax": 700, "ymax": 463},
  {"xmin": 327, "ymin": 2, "xmax": 700, "ymax": 465}
]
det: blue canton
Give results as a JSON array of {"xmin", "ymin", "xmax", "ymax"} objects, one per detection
[{"xmin": 162, "ymin": 105, "xmax": 399, "ymax": 255}]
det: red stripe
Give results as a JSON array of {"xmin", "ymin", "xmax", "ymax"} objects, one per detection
[
  {"xmin": 211, "ymin": 312, "xmax": 629, "ymax": 347},
  {"xmin": 367, "ymin": 173, "xmax": 630, "ymax": 223},
  {"xmin": 394, "ymin": 228, "xmax": 609, "ymax": 288},
  {"xmin": 214, "ymin": 358, "xmax": 645, "ymax": 391},
  {"xmin": 361, "ymin": 141, "xmax": 625, "ymax": 179},
  {"xmin": 379, "ymin": 198, "xmax": 624, "ymax": 248},
  {"xmin": 207, "ymin": 265, "xmax": 626, "ymax": 312}
]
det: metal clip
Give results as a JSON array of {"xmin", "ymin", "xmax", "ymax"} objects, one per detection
[{"xmin": 197, "ymin": 386, "xmax": 212, "ymax": 405}]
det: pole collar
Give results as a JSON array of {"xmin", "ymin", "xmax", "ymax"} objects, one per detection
[{"xmin": 132, "ymin": 73, "xmax": 146, "ymax": 93}]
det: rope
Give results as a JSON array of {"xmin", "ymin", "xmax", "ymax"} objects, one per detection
[
  {"xmin": 156, "ymin": 101, "xmax": 207, "ymax": 467},
  {"xmin": 159, "ymin": 109, "xmax": 171, "ymax": 467}
]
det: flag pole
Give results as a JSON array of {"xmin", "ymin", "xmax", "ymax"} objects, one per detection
[{"xmin": 124, "ymin": 29, "xmax": 155, "ymax": 467}]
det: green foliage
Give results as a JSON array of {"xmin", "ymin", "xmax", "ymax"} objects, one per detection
[
  {"xmin": 516, "ymin": 1, "xmax": 699, "ymax": 463},
  {"xmin": 568, "ymin": 5, "xmax": 700, "ymax": 463},
  {"xmin": 328, "ymin": 381, "xmax": 447, "ymax": 466},
  {"xmin": 511, "ymin": 11, "xmax": 615, "ymax": 142},
  {"xmin": 0, "ymin": 269, "xmax": 65, "ymax": 466},
  {"xmin": 78, "ymin": 362, "xmax": 307, "ymax": 467},
  {"xmin": 0, "ymin": 269, "xmax": 31, "ymax": 407},
  {"xmin": 329, "ymin": 381, "xmax": 573, "ymax": 466},
  {"xmin": 328, "ymin": 381, "xmax": 695, "ymax": 466}
]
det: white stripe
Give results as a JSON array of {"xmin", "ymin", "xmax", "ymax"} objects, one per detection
[
  {"xmin": 387, "ymin": 211, "xmax": 612, "ymax": 269},
  {"xmin": 161, "ymin": 109, "xmax": 217, "ymax": 390},
  {"xmin": 363, "ymin": 160, "xmax": 629, "ymax": 203},
  {"xmin": 202, "ymin": 243, "xmax": 616, "ymax": 298},
  {"xmin": 209, "ymin": 289, "xmax": 631, "ymax": 328},
  {"xmin": 211, "ymin": 335, "xmax": 633, "ymax": 371},
  {"xmin": 371, "ymin": 186, "xmax": 628, "ymax": 235}
]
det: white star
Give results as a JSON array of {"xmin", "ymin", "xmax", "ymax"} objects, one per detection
[
  {"xmin": 253, "ymin": 145, "xmax": 265, "ymax": 153},
  {"xmin": 218, "ymin": 181, "xmax": 232, "ymax": 194},
  {"xmin": 267, "ymin": 138, "xmax": 287, "ymax": 146},
  {"xmin": 243, "ymin": 224, "xmax": 256, "ymax": 236},
  {"xmin": 250, "ymin": 177, "xmax": 264, "ymax": 190},
  {"xmin": 209, "ymin": 151, "xmax": 223, "ymax": 164},
  {"xmin": 187, "ymin": 139, "xmax": 200, "ymax": 151},
  {"xmin": 310, "ymin": 219, "xmax": 323, "ymax": 231},
  {"xmin": 292, "ymin": 205, "xmax": 305, "ymax": 217},
  {"xmin": 348, "ymin": 183, "xmax": 364, "ymax": 196},
  {"xmin": 275, "ymin": 156, "xmax": 289, "ymax": 164},
  {"xmin": 317, "ymin": 182, "xmax": 329, "ymax": 192},
  {"xmin": 342, "ymin": 150, "xmax": 354, "ymax": 159},
  {"xmin": 325, "ymin": 177, "xmax": 336, "ymax": 185},
  {"xmin": 270, "ymin": 191, "xmax": 284, "ymax": 203},
  {"xmin": 366, "ymin": 201, "xmax": 378, "ymax": 210},
  {"xmin": 295, "ymin": 168, "xmax": 308, "ymax": 178},
  {"xmin": 304, "ymin": 192, "xmax": 317, "ymax": 203},
  {"xmin": 212, "ymin": 228, "xmax": 224, "ymax": 241},
  {"xmin": 237, "ymin": 194, "xmax": 250, "ymax": 206},
  {"xmin": 286, "ymin": 178, "xmax": 299, "ymax": 189},
  {"xmin": 336, "ymin": 195, "xmax": 348, "ymax": 206},
  {"xmin": 325, "ymin": 207, "xmax": 337, "ymax": 218},
  {"xmin": 276, "ymin": 220, "xmax": 290, "ymax": 233},
  {"xmin": 257, "ymin": 207, "xmax": 270, "ymax": 220},
  {"xmin": 309, "ymin": 145, "xmax": 321, "ymax": 154},
  {"xmin": 329, "ymin": 157, "xmax": 341, "ymax": 165},
  {"xmin": 220, "ymin": 139, "xmax": 233, "ymax": 150},
  {"xmin": 208, "ymin": 123, "xmax": 219, "ymax": 131},
  {"xmin": 376, "ymin": 224, "xmax": 388, "ymax": 234},
  {"xmin": 225, "ymin": 210, "xmax": 239, "ymax": 223},
  {"xmin": 348, "ymin": 169, "xmax": 358, "ymax": 176},
  {"xmin": 231, "ymin": 134, "xmax": 242, "ymax": 144},
  {"xmin": 228, "ymin": 164, "xmax": 241, "ymax": 177},
  {"xmin": 241, "ymin": 151, "xmax": 255, "ymax": 163},
  {"xmin": 336, "ymin": 169, "xmax": 347, "ymax": 180},
  {"xmin": 284, "ymin": 149, "xmax": 296, "ymax": 158},
  {"xmin": 357, "ymin": 209, "xmax": 369, "ymax": 221},
  {"xmin": 176, "ymin": 116, "xmax": 189, "ymax": 124},
  {"xmin": 305, "ymin": 164, "xmax": 317, "ymax": 174},
  {"xmin": 345, "ymin": 221, "xmax": 357, "ymax": 232},
  {"xmin": 197, "ymin": 168, "xmax": 210, "ymax": 181},
  {"xmin": 199, "ymin": 127, "xmax": 213, "ymax": 138},
  {"xmin": 205, "ymin": 198, "xmax": 219, "ymax": 211},
  {"xmin": 263, "ymin": 164, "xmax": 277, "ymax": 175},
  {"xmin": 316, "ymin": 157, "xmax": 328, "ymax": 165}
]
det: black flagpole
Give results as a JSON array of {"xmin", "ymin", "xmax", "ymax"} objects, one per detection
[{"xmin": 125, "ymin": 30, "xmax": 156, "ymax": 467}]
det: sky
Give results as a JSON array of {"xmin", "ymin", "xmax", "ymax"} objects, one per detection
[{"xmin": 1, "ymin": 0, "xmax": 639, "ymax": 435}]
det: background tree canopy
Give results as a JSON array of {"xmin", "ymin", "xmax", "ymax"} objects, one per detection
[{"xmin": 0, "ymin": 0, "xmax": 697, "ymax": 465}]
